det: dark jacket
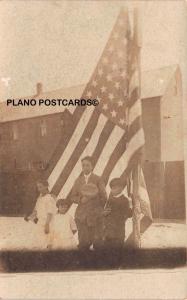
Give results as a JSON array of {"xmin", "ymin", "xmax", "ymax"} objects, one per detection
[
  {"xmin": 104, "ymin": 194, "xmax": 132, "ymax": 240},
  {"xmin": 70, "ymin": 173, "xmax": 107, "ymax": 226}
]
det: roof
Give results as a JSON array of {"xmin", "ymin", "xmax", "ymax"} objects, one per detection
[
  {"xmin": 0, "ymin": 84, "xmax": 84, "ymax": 123},
  {"xmin": 0, "ymin": 65, "xmax": 179, "ymax": 123},
  {"xmin": 141, "ymin": 64, "xmax": 179, "ymax": 99}
]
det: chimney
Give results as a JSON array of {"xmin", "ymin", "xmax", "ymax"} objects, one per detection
[{"xmin": 36, "ymin": 82, "xmax": 43, "ymax": 96}]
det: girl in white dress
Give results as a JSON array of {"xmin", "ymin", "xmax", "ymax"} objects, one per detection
[
  {"xmin": 49, "ymin": 199, "xmax": 77, "ymax": 250},
  {"xmin": 27, "ymin": 179, "xmax": 56, "ymax": 249}
]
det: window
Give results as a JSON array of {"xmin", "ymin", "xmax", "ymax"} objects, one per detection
[
  {"xmin": 28, "ymin": 162, "xmax": 32, "ymax": 170},
  {"xmin": 12, "ymin": 124, "xmax": 18, "ymax": 140},
  {"xmin": 32, "ymin": 160, "xmax": 46, "ymax": 170},
  {"xmin": 40, "ymin": 120, "xmax": 47, "ymax": 137}
]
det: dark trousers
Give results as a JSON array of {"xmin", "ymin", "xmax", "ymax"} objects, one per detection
[
  {"xmin": 104, "ymin": 238, "xmax": 124, "ymax": 250},
  {"xmin": 103, "ymin": 238, "xmax": 125, "ymax": 267},
  {"xmin": 76, "ymin": 218, "xmax": 103, "ymax": 251}
]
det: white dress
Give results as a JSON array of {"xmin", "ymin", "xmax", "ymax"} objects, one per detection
[
  {"xmin": 34, "ymin": 193, "xmax": 57, "ymax": 249},
  {"xmin": 49, "ymin": 213, "xmax": 77, "ymax": 250}
]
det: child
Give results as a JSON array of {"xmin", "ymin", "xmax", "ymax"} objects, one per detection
[
  {"xmin": 103, "ymin": 178, "xmax": 132, "ymax": 249},
  {"xmin": 26, "ymin": 179, "xmax": 56, "ymax": 249},
  {"xmin": 49, "ymin": 199, "xmax": 77, "ymax": 250}
]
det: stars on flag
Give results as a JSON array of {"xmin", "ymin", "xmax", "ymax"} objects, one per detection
[
  {"xmin": 81, "ymin": 10, "xmax": 131, "ymax": 130},
  {"xmin": 43, "ymin": 10, "xmax": 148, "ymax": 249},
  {"xmin": 112, "ymin": 63, "xmax": 118, "ymax": 71},
  {"xmin": 111, "ymin": 110, "xmax": 117, "ymax": 118},
  {"xmin": 117, "ymin": 100, "xmax": 123, "ymax": 107},
  {"xmin": 117, "ymin": 50, "xmax": 124, "ymax": 59},
  {"xmin": 101, "ymin": 86, "xmax": 107, "ymax": 93},
  {"xmin": 123, "ymin": 89, "xmax": 128, "ymax": 97},
  {"xmin": 119, "ymin": 118, "xmax": 126, "ymax": 125},
  {"xmin": 92, "ymin": 80, "xmax": 98, "ymax": 87},
  {"xmin": 106, "ymin": 74, "xmax": 112, "ymax": 81},
  {"xmin": 114, "ymin": 82, "xmax": 120, "ymax": 89},
  {"xmin": 121, "ymin": 70, "xmax": 127, "ymax": 79},
  {"xmin": 86, "ymin": 90, "xmax": 92, "ymax": 98},
  {"xmin": 122, "ymin": 37, "xmax": 128, "ymax": 46},
  {"xmin": 108, "ymin": 93, "xmax": 114, "ymax": 101},
  {"xmin": 102, "ymin": 103, "xmax": 108, "ymax": 111}
]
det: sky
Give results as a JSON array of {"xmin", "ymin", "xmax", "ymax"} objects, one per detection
[{"xmin": 0, "ymin": 0, "xmax": 186, "ymax": 100}]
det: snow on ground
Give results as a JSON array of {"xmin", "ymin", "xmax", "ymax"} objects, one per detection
[
  {"xmin": 0, "ymin": 217, "xmax": 186, "ymax": 250},
  {"xmin": 141, "ymin": 222, "xmax": 187, "ymax": 248}
]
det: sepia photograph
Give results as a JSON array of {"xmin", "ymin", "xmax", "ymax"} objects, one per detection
[{"xmin": 0, "ymin": 0, "xmax": 186, "ymax": 283}]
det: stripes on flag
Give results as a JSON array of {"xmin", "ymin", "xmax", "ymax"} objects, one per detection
[
  {"xmin": 48, "ymin": 106, "xmax": 95, "ymax": 190},
  {"xmin": 47, "ymin": 9, "xmax": 131, "ymax": 196},
  {"xmin": 47, "ymin": 8, "xmax": 144, "ymax": 196},
  {"xmin": 45, "ymin": 106, "xmax": 85, "ymax": 178},
  {"xmin": 107, "ymin": 129, "xmax": 144, "ymax": 188},
  {"xmin": 44, "ymin": 8, "xmax": 152, "ymax": 246},
  {"xmin": 93, "ymin": 126, "xmax": 124, "ymax": 176},
  {"xmin": 57, "ymin": 113, "xmax": 109, "ymax": 198}
]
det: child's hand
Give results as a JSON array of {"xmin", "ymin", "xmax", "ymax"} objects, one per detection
[
  {"xmin": 33, "ymin": 217, "xmax": 38, "ymax": 224},
  {"xmin": 26, "ymin": 210, "xmax": 37, "ymax": 222},
  {"xmin": 103, "ymin": 207, "xmax": 112, "ymax": 216},
  {"xmin": 44, "ymin": 224, "xmax": 50, "ymax": 234}
]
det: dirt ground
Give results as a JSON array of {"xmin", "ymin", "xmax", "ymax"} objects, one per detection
[{"xmin": 0, "ymin": 217, "xmax": 186, "ymax": 250}]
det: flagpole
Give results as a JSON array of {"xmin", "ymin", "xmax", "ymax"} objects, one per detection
[
  {"xmin": 132, "ymin": 7, "xmax": 143, "ymax": 248},
  {"xmin": 134, "ymin": 6, "xmax": 142, "ymax": 110}
]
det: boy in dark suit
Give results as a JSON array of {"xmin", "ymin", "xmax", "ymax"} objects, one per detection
[{"xmin": 103, "ymin": 178, "xmax": 132, "ymax": 249}]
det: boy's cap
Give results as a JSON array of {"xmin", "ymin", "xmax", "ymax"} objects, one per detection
[
  {"xmin": 109, "ymin": 177, "xmax": 125, "ymax": 188},
  {"xmin": 56, "ymin": 198, "xmax": 68, "ymax": 208}
]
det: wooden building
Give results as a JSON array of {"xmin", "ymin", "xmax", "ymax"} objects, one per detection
[
  {"xmin": 0, "ymin": 65, "xmax": 185, "ymax": 220},
  {"xmin": 141, "ymin": 65, "xmax": 185, "ymax": 220}
]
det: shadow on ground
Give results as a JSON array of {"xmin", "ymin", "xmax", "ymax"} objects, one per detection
[{"xmin": 0, "ymin": 248, "xmax": 186, "ymax": 273}]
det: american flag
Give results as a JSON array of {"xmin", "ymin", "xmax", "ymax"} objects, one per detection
[{"xmin": 46, "ymin": 9, "xmax": 152, "ymax": 246}]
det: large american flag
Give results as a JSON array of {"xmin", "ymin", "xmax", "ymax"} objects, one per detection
[{"xmin": 46, "ymin": 9, "xmax": 152, "ymax": 245}]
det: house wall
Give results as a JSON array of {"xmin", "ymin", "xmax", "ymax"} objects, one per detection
[
  {"xmin": 141, "ymin": 68, "xmax": 185, "ymax": 220},
  {"xmin": 0, "ymin": 110, "xmax": 74, "ymax": 215},
  {"xmin": 141, "ymin": 97, "xmax": 161, "ymax": 162},
  {"xmin": 0, "ymin": 74, "xmax": 185, "ymax": 219},
  {"xmin": 161, "ymin": 68, "xmax": 184, "ymax": 162},
  {"xmin": 160, "ymin": 68, "xmax": 185, "ymax": 219},
  {"xmin": 141, "ymin": 97, "xmax": 165, "ymax": 219},
  {"xmin": 164, "ymin": 161, "xmax": 185, "ymax": 219},
  {"xmin": 0, "ymin": 110, "xmax": 73, "ymax": 172}
]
